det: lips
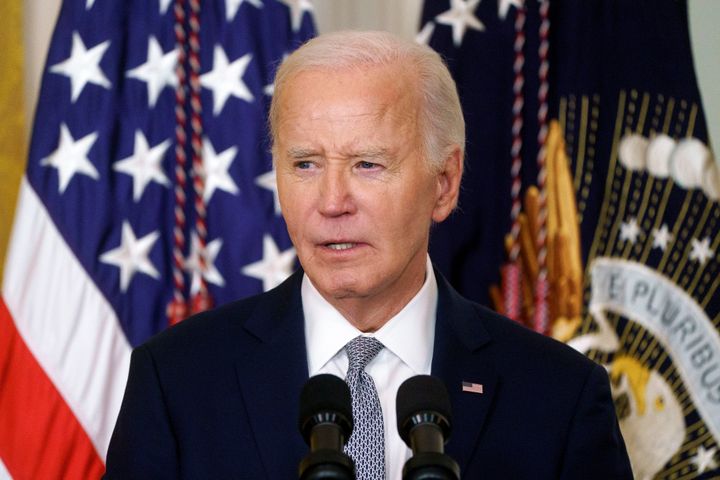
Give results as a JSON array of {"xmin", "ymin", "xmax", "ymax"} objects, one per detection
[
  {"xmin": 317, "ymin": 239, "xmax": 366, "ymax": 252},
  {"xmin": 326, "ymin": 242, "xmax": 356, "ymax": 250}
]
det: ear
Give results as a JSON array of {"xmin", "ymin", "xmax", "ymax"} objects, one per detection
[{"xmin": 431, "ymin": 146, "xmax": 463, "ymax": 223}]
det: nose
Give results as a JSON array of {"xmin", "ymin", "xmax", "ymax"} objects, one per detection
[{"xmin": 317, "ymin": 167, "xmax": 356, "ymax": 217}]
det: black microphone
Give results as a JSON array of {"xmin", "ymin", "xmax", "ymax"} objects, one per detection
[
  {"xmin": 397, "ymin": 375, "xmax": 460, "ymax": 480},
  {"xmin": 298, "ymin": 374, "xmax": 355, "ymax": 480}
]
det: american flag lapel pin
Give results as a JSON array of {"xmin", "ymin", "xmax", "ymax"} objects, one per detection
[{"xmin": 462, "ymin": 381, "xmax": 484, "ymax": 394}]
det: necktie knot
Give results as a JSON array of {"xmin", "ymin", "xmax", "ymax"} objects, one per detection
[{"xmin": 345, "ymin": 336, "xmax": 383, "ymax": 372}]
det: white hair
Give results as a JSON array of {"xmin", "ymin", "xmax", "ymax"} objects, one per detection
[{"xmin": 269, "ymin": 30, "xmax": 465, "ymax": 171}]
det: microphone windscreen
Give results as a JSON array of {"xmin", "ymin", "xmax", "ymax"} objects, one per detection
[
  {"xmin": 298, "ymin": 374, "xmax": 353, "ymax": 442},
  {"xmin": 396, "ymin": 375, "xmax": 452, "ymax": 443}
]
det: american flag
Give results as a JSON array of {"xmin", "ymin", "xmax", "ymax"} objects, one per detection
[
  {"xmin": 0, "ymin": 0, "xmax": 314, "ymax": 477},
  {"xmin": 461, "ymin": 381, "xmax": 484, "ymax": 394}
]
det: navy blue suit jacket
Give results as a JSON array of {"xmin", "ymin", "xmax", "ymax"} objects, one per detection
[{"xmin": 104, "ymin": 269, "xmax": 632, "ymax": 479}]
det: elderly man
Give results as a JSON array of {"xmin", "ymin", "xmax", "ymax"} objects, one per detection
[{"xmin": 105, "ymin": 31, "xmax": 632, "ymax": 479}]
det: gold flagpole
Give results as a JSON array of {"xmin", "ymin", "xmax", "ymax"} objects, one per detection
[{"xmin": 0, "ymin": 0, "xmax": 27, "ymax": 281}]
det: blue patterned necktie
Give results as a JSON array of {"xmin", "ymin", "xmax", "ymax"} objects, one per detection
[{"xmin": 344, "ymin": 335, "xmax": 386, "ymax": 480}]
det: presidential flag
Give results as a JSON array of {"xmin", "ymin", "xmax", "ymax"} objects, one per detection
[
  {"xmin": 0, "ymin": 1, "xmax": 314, "ymax": 477},
  {"xmin": 422, "ymin": 0, "xmax": 719, "ymax": 477}
]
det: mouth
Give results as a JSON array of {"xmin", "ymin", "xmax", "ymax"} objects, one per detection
[{"xmin": 325, "ymin": 242, "xmax": 357, "ymax": 251}]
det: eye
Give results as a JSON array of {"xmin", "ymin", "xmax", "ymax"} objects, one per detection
[
  {"xmin": 295, "ymin": 161, "xmax": 313, "ymax": 170},
  {"xmin": 356, "ymin": 160, "xmax": 384, "ymax": 171}
]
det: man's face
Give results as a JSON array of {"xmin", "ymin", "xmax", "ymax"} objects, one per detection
[{"xmin": 274, "ymin": 64, "xmax": 458, "ymax": 311}]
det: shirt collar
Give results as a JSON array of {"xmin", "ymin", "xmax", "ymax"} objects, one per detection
[{"xmin": 303, "ymin": 255, "xmax": 437, "ymax": 376}]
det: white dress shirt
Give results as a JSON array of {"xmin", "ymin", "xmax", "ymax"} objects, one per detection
[{"xmin": 302, "ymin": 255, "xmax": 438, "ymax": 480}]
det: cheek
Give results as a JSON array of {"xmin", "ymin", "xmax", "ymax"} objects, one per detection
[
  {"xmin": 279, "ymin": 179, "xmax": 307, "ymax": 221},
  {"xmin": 373, "ymin": 182, "xmax": 434, "ymax": 227},
  {"xmin": 398, "ymin": 182, "xmax": 440, "ymax": 226},
  {"xmin": 382, "ymin": 202, "xmax": 434, "ymax": 247},
  {"xmin": 279, "ymin": 194, "xmax": 305, "ymax": 241},
  {"xmin": 284, "ymin": 204, "xmax": 308, "ymax": 237}
]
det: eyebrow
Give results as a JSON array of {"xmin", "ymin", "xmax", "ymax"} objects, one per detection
[
  {"xmin": 286, "ymin": 147, "xmax": 319, "ymax": 159},
  {"xmin": 285, "ymin": 146, "xmax": 392, "ymax": 160},
  {"xmin": 348, "ymin": 147, "xmax": 391, "ymax": 160}
]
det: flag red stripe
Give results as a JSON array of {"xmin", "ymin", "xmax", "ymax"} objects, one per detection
[{"xmin": 0, "ymin": 297, "xmax": 105, "ymax": 479}]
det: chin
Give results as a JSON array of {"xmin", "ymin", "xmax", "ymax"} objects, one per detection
[
  {"xmin": 319, "ymin": 279, "xmax": 364, "ymax": 299},
  {"xmin": 310, "ymin": 270, "xmax": 369, "ymax": 300}
]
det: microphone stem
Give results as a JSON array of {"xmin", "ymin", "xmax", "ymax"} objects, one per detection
[
  {"xmin": 410, "ymin": 423, "xmax": 445, "ymax": 453},
  {"xmin": 310, "ymin": 423, "xmax": 345, "ymax": 452}
]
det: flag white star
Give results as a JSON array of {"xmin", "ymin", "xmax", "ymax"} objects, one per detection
[
  {"xmin": 159, "ymin": 0, "xmax": 172, "ymax": 14},
  {"xmin": 202, "ymin": 138, "xmax": 239, "ymax": 203},
  {"xmin": 100, "ymin": 221, "xmax": 160, "ymax": 292},
  {"xmin": 416, "ymin": 22, "xmax": 436, "ymax": 45},
  {"xmin": 255, "ymin": 168, "xmax": 281, "ymax": 215},
  {"xmin": 435, "ymin": 0, "xmax": 485, "ymax": 47},
  {"xmin": 241, "ymin": 234, "xmax": 296, "ymax": 291},
  {"xmin": 126, "ymin": 36, "xmax": 179, "ymax": 107},
  {"xmin": 49, "ymin": 32, "xmax": 111, "ymax": 102},
  {"xmin": 40, "ymin": 123, "xmax": 100, "ymax": 194},
  {"xmin": 86, "ymin": 0, "xmax": 97, "ymax": 9},
  {"xmin": 690, "ymin": 445, "xmax": 718, "ymax": 474},
  {"xmin": 619, "ymin": 217, "xmax": 641, "ymax": 244},
  {"xmin": 498, "ymin": 0, "xmax": 523, "ymax": 20},
  {"xmin": 200, "ymin": 46, "xmax": 254, "ymax": 115},
  {"xmin": 225, "ymin": 0, "xmax": 263, "ymax": 21},
  {"xmin": 651, "ymin": 224, "xmax": 673, "ymax": 251},
  {"xmin": 690, "ymin": 237, "xmax": 714, "ymax": 265},
  {"xmin": 113, "ymin": 130, "xmax": 171, "ymax": 201},
  {"xmin": 185, "ymin": 233, "xmax": 225, "ymax": 288},
  {"xmin": 279, "ymin": 0, "xmax": 313, "ymax": 33}
]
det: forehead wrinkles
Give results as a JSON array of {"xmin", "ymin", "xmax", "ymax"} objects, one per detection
[{"xmin": 276, "ymin": 65, "xmax": 422, "ymax": 145}]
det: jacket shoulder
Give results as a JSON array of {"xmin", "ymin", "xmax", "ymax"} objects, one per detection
[
  {"xmin": 140, "ymin": 269, "xmax": 303, "ymax": 358},
  {"xmin": 474, "ymin": 302, "xmax": 598, "ymax": 372}
]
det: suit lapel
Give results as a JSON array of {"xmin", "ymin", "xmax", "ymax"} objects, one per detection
[
  {"xmin": 232, "ymin": 268, "xmax": 499, "ymax": 477},
  {"xmin": 432, "ymin": 270, "xmax": 498, "ymax": 473},
  {"xmin": 234, "ymin": 270, "xmax": 309, "ymax": 479}
]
